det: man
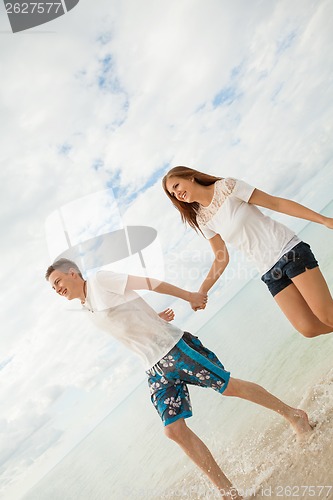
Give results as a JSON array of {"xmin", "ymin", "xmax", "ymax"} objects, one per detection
[{"xmin": 46, "ymin": 258, "xmax": 312, "ymax": 500}]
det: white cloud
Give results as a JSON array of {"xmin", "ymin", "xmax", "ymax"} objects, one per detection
[{"xmin": 0, "ymin": 0, "xmax": 333, "ymax": 495}]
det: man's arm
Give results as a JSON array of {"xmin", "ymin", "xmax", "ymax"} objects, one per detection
[
  {"xmin": 126, "ymin": 275, "xmax": 207, "ymax": 311},
  {"xmin": 249, "ymin": 189, "xmax": 333, "ymax": 228},
  {"xmin": 158, "ymin": 308, "xmax": 175, "ymax": 322}
]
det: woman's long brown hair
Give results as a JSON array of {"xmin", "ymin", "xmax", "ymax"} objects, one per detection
[{"xmin": 162, "ymin": 166, "xmax": 221, "ymax": 232}]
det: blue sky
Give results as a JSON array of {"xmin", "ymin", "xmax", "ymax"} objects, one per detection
[{"xmin": 1, "ymin": 0, "xmax": 333, "ymax": 496}]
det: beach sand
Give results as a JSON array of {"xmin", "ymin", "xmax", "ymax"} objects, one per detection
[
  {"xmin": 160, "ymin": 367, "xmax": 333, "ymax": 500},
  {"xmin": 21, "ymin": 202, "xmax": 333, "ymax": 500}
]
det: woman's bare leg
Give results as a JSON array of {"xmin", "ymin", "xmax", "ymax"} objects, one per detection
[
  {"xmin": 274, "ymin": 275, "xmax": 333, "ymax": 337},
  {"xmin": 291, "ymin": 267, "xmax": 333, "ymax": 328}
]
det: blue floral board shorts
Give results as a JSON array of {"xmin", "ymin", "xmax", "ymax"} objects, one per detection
[
  {"xmin": 146, "ymin": 332, "xmax": 230, "ymax": 427},
  {"xmin": 261, "ymin": 241, "xmax": 319, "ymax": 297}
]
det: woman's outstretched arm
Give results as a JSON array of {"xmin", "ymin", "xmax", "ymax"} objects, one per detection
[
  {"xmin": 249, "ymin": 189, "xmax": 333, "ymax": 229},
  {"xmin": 198, "ymin": 235, "xmax": 230, "ymax": 295}
]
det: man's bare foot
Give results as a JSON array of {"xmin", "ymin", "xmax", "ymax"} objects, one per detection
[
  {"xmin": 288, "ymin": 409, "xmax": 313, "ymax": 439},
  {"xmin": 220, "ymin": 487, "xmax": 243, "ymax": 500}
]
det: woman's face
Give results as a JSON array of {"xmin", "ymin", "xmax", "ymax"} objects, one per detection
[{"xmin": 165, "ymin": 176, "xmax": 196, "ymax": 203}]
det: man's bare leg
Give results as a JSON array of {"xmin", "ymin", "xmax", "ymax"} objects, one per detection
[
  {"xmin": 163, "ymin": 379, "xmax": 311, "ymax": 497},
  {"xmin": 223, "ymin": 378, "xmax": 313, "ymax": 438},
  {"xmin": 164, "ymin": 418, "xmax": 242, "ymax": 499}
]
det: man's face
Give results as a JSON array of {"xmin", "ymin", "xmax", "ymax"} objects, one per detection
[{"xmin": 48, "ymin": 269, "xmax": 82, "ymax": 301}]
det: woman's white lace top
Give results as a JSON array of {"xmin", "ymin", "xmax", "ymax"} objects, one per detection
[
  {"xmin": 197, "ymin": 179, "xmax": 236, "ymax": 225},
  {"xmin": 196, "ymin": 178, "xmax": 299, "ymax": 275}
]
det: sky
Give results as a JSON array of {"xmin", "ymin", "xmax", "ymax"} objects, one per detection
[{"xmin": 1, "ymin": 0, "xmax": 333, "ymax": 496}]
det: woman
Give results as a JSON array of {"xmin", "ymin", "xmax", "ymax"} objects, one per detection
[{"xmin": 163, "ymin": 166, "xmax": 333, "ymax": 337}]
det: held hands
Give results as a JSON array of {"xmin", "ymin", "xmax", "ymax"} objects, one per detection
[
  {"xmin": 189, "ymin": 291, "xmax": 208, "ymax": 311},
  {"xmin": 158, "ymin": 308, "xmax": 175, "ymax": 322}
]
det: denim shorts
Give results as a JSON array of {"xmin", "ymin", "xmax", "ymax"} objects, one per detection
[
  {"xmin": 146, "ymin": 332, "xmax": 230, "ymax": 426},
  {"xmin": 261, "ymin": 241, "xmax": 318, "ymax": 297}
]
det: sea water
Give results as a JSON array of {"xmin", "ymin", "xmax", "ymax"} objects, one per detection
[{"xmin": 22, "ymin": 201, "xmax": 333, "ymax": 500}]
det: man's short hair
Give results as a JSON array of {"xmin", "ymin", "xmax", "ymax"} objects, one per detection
[{"xmin": 45, "ymin": 258, "xmax": 83, "ymax": 281}]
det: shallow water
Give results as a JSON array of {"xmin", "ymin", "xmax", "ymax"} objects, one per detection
[
  {"xmin": 20, "ymin": 201, "xmax": 333, "ymax": 500},
  {"xmin": 163, "ymin": 366, "xmax": 333, "ymax": 500}
]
